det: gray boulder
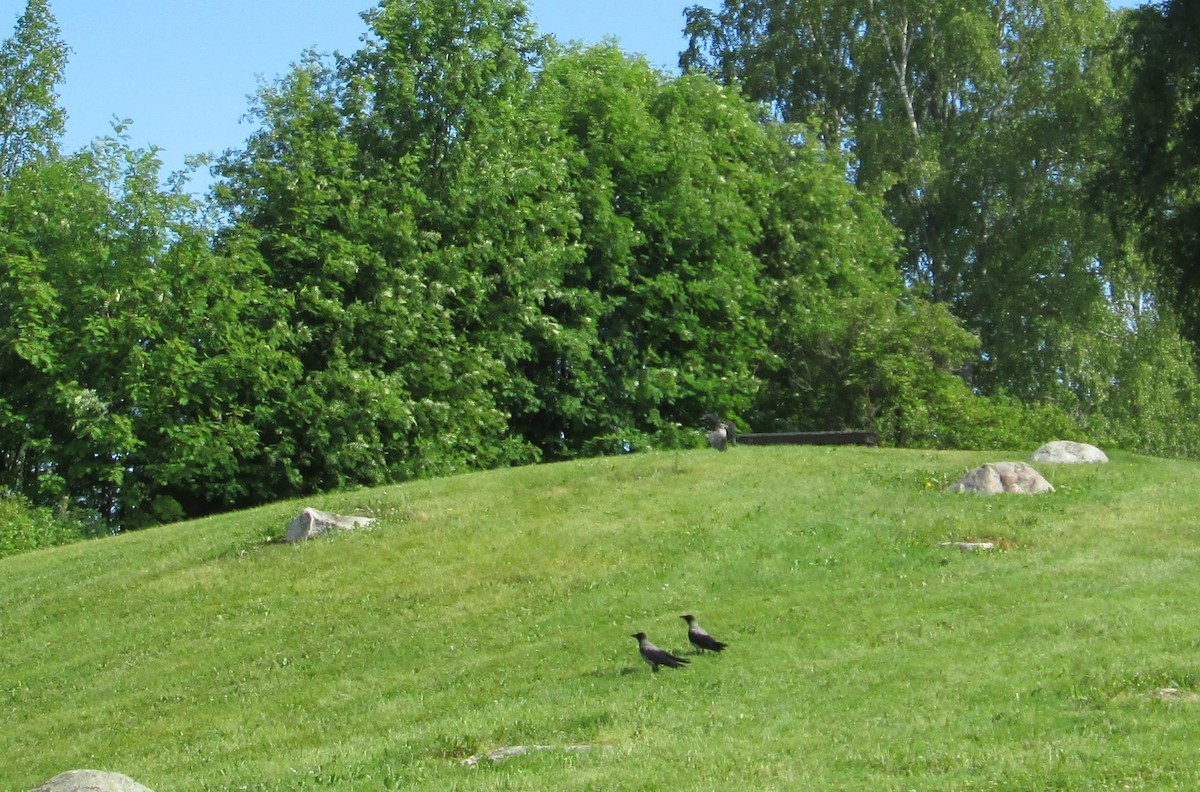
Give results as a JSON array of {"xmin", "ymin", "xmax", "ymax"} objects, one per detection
[
  {"xmin": 29, "ymin": 770, "xmax": 154, "ymax": 792},
  {"xmin": 948, "ymin": 462, "xmax": 1054, "ymax": 495},
  {"xmin": 285, "ymin": 507, "xmax": 375, "ymax": 543},
  {"xmin": 1031, "ymin": 440, "xmax": 1108, "ymax": 464}
]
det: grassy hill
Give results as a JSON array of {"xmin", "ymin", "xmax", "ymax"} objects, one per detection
[{"xmin": 4, "ymin": 446, "xmax": 1200, "ymax": 790}]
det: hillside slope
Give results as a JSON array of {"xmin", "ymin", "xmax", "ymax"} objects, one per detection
[{"xmin": 4, "ymin": 447, "xmax": 1200, "ymax": 790}]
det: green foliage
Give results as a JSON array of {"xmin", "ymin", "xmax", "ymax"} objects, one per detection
[
  {"xmin": 217, "ymin": 1, "xmax": 552, "ymax": 488},
  {"xmin": 218, "ymin": 17, "xmax": 959, "ymax": 472},
  {"xmin": 530, "ymin": 47, "xmax": 776, "ymax": 450},
  {"xmin": 745, "ymin": 123, "xmax": 970, "ymax": 443},
  {"xmin": 683, "ymin": 0, "xmax": 1200, "ymax": 458},
  {"xmin": 1104, "ymin": 0, "xmax": 1200, "ymax": 345},
  {"xmin": 530, "ymin": 48, "xmax": 985, "ymax": 453},
  {"xmin": 9, "ymin": 0, "xmax": 1200, "ymax": 537},
  {"xmin": 354, "ymin": 3, "xmax": 584, "ymax": 462},
  {"xmin": 0, "ymin": 0, "xmax": 65, "ymax": 181},
  {"xmin": 683, "ymin": 0, "xmax": 1127, "ymax": 402},
  {"xmin": 0, "ymin": 492, "xmax": 91, "ymax": 558},
  {"xmin": 0, "ymin": 125, "xmax": 302, "ymax": 528},
  {"xmin": 1081, "ymin": 314, "xmax": 1200, "ymax": 459},
  {"xmin": 934, "ymin": 392, "xmax": 1078, "ymax": 452}
]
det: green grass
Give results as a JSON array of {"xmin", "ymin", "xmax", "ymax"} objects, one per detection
[{"xmin": 5, "ymin": 446, "xmax": 1200, "ymax": 790}]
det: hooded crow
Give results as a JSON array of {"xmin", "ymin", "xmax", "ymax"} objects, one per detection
[
  {"xmin": 703, "ymin": 414, "xmax": 736, "ymax": 451},
  {"xmin": 681, "ymin": 614, "xmax": 728, "ymax": 653},
  {"xmin": 632, "ymin": 632, "xmax": 690, "ymax": 672}
]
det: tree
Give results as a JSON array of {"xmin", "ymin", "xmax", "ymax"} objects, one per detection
[
  {"xmin": 683, "ymin": 0, "xmax": 1121, "ymax": 402},
  {"xmin": 529, "ymin": 46, "xmax": 777, "ymax": 451},
  {"xmin": 350, "ymin": 0, "xmax": 587, "ymax": 462},
  {"xmin": 737, "ymin": 108, "xmax": 1011, "ymax": 445},
  {"xmin": 1105, "ymin": 0, "xmax": 1200, "ymax": 345},
  {"xmin": 0, "ymin": 0, "xmax": 66, "ymax": 183},
  {"xmin": 0, "ymin": 122, "xmax": 301, "ymax": 527},
  {"xmin": 533, "ymin": 44, "xmax": 994, "ymax": 449},
  {"xmin": 215, "ymin": 0, "xmax": 561, "ymax": 490}
]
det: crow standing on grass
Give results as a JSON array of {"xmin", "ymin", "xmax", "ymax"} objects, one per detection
[
  {"xmin": 632, "ymin": 632, "xmax": 690, "ymax": 672},
  {"xmin": 682, "ymin": 614, "xmax": 728, "ymax": 653},
  {"xmin": 703, "ymin": 413, "xmax": 736, "ymax": 451}
]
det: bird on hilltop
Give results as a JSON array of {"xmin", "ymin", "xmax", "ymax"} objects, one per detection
[
  {"xmin": 632, "ymin": 631, "xmax": 690, "ymax": 672},
  {"xmin": 681, "ymin": 614, "xmax": 729, "ymax": 653},
  {"xmin": 703, "ymin": 414, "xmax": 736, "ymax": 451}
]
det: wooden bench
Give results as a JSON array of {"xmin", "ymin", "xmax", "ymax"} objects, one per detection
[{"xmin": 736, "ymin": 430, "xmax": 878, "ymax": 447}]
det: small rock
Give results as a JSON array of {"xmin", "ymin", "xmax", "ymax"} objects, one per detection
[
  {"xmin": 285, "ymin": 507, "xmax": 375, "ymax": 543},
  {"xmin": 1031, "ymin": 440, "xmax": 1108, "ymax": 464},
  {"xmin": 939, "ymin": 541, "xmax": 996, "ymax": 551},
  {"xmin": 29, "ymin": 770, "xmax": 155, "ymax": 792},
  {"xmin": 948, "ymin": 462, "xmax": 1054, "ymax": 495},
  {"xmin": 1149, "ymin": 687, "xmax": 1200, "ymax": 701},
  {"xmin": 460, "ymin": 744, "xmax": 593, "ymax": 768}
]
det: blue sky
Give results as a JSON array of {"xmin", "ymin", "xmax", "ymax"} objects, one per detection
[
  {"xmin": 0, "ymin": 0, "xmax": 716, "ymax": 184},
  {"xmin": 2, "ymin": 0, "xmax": 1137, "ymax": 189}
]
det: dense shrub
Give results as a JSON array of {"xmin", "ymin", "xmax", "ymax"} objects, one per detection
[{"xmin": 0, "ymin": 493, "xmax": 93, "ymax": 559}]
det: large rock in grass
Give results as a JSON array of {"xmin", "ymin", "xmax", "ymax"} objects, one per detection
[
  {"xmin": 285, "ymin": 507, "xmax": 375, "ymax": 543},
  {"xmin": 1031, "ymin": 440, "xmax": 1108, "ymax": 464},
  {"xmin": 948, "ymin": 462, "xmax": 1054, "ymax": 495},
  {"xmin": 29, "ymin": 770, "xmax": 155, "ymax": 792}
]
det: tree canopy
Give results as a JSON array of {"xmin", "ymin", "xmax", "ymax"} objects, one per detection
[{"xmin": 2, "ymin": 0, "xmax": 1199, "ymax": 537}]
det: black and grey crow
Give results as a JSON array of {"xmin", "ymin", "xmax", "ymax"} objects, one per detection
[
  {"xmin": 681, "ymin": 614, "xmax": 729, "ymax": 653},
  {"xmin": 703, "ymin": 414, "xmax": 736, "ymax": 451},
  {"xmin": 632, "ymin": 632, "xmax": 690, "ymax": 672}
]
